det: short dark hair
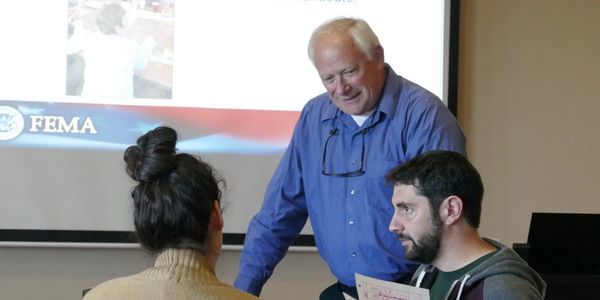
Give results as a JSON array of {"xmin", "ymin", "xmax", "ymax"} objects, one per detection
[
  {"xmin": 386, "ymin": 151, "xmax": 484, "ymax": 228},
  {"xmin": 123, "ymin": 126, "xmax": 224, "ymax": 252}
]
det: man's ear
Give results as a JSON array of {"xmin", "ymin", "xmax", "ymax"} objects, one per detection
[
  {"xmin": 374, "ymin": 45, "xmax": 385, "ymax": 66},
  {"xmin": 210, "ymin": 200, "xmax": 224, "ymax": 231},
  {"xmin": 439, "ymin": 196, "xmax": 463, "ymax": 225}
]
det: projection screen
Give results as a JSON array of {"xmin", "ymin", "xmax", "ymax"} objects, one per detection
[{"xmin": 0, "ymin": 0, "xmax": 459, "ymax": 247}]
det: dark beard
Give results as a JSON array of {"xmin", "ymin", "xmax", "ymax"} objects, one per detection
[{"xmin": 402, "ymin": 216, "xmax": 443, "ymax": 263}]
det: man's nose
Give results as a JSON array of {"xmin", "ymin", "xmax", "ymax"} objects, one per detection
[
  {"xmin": 389, "ymin": 215, "xmax": 404, "ymax": 233},
  {"xmin": 335, "ymin": 77, "xmax": 350, "ymax": 94}
]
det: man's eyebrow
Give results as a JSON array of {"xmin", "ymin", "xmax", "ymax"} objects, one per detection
[{"xmin": 394, "ymin": 201, "xmax": 407, "ymax": 207}]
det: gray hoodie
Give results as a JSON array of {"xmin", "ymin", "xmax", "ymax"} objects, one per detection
[{"xmin": 410, "ymin": 238, "xmax": 546, "ymax": 300}]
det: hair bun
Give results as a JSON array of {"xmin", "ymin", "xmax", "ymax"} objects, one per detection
[{"xmin": 124, "ymin": 126, "xmax": 178, "ymax": 182}]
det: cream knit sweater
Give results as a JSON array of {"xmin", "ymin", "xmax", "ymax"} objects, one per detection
[{"xmin": 84, "ymin": 248, "xmax": 259, "ymax": 299}]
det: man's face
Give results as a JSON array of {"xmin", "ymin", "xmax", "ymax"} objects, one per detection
[
  {"xmin": 389, "ymin": 184, "xmax": 443, "ymax": 263},
  {"xmin": 312, "ymin": 33, "xmax": 385, "ymax": 115}
]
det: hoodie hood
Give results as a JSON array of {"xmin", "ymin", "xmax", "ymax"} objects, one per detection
[{"xmin": 466, "ymin": 238, "xmax": 546, "ymax": 290}]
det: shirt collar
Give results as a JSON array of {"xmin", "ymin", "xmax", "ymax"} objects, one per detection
[
  {"xmin": 377, "ymin": 64, "xmax": 401, "ymax": 119},
  {"xmin": 321, "ymin": 101, "xmax": 338, "ymax": 122}
]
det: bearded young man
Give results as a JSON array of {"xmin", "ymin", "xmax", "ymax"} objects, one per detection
[{"xmin": 386, "ymin": 151, "xmax": 546, "ymax": 300}]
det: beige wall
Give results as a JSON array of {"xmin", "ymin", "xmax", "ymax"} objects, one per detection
[
  {"xmin": 459, "ymin": 0, "xmax": 600, "ymax": 245},
  {"xmin": 2, "ymin": 1, "xmax": 599, "ymax": 299}
]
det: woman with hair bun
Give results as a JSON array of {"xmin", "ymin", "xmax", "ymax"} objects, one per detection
[{"xmin": 84, "ymin": 126, "xmax": 258, "ymax": 300}]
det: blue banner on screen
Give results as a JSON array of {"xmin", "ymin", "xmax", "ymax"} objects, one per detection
[{"xmin": 0, "ymin": 100, "xmax": 297, "ymax": 154}]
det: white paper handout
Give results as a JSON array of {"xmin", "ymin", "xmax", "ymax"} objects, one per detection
[{"xmin": 355, "ymin": 273, "xmax": 430, "ymax": 300}]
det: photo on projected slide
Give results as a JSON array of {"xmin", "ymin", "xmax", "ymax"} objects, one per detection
[{"xmin": 66, "ymin": 0, "xmax": 174, "ymax": 99}]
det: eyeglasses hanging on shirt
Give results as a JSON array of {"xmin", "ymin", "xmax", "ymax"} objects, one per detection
[{"xmin": 321, "ymin": 111, "xmax": 373, "ymax": 177}]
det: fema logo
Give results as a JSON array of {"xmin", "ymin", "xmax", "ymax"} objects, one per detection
[{"xmin": 0, "ymin": 106, "xmax": 25, "ymax": 141}]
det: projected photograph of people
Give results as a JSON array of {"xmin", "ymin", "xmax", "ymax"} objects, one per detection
[{"xmin": 66, "ymin": 0, "xmax": 174, "ymax": 99}]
